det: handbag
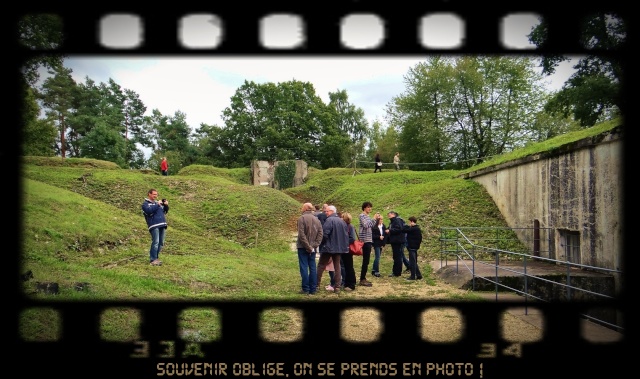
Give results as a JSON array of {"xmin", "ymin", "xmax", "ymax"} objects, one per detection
[{"xmin": 349, "ymin": 228, "xmax": 364, "ymax": 255}]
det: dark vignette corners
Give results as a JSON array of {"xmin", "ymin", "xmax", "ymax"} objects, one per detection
[{"xmin": 10, "ymin": 2, "xmax": 633, "ymax": 378}]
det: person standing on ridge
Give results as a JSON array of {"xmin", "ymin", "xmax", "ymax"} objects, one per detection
[
  {"xmin": 160, "ymin": 157, "xmax": 169, "ymax": 176},
  {"xmin": 374, "ymin": 153, "xmax": 383, "ymax": 173}
]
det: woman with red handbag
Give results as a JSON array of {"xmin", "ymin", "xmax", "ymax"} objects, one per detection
[{"xmin": 339, "ymin": 212, "xmax": 358, "ymax": 292}]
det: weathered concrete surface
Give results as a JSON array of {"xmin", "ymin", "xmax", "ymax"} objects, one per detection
[
  {"xmin": 462, "ymin": 127, "xmax": 623, "ymax": 293},
  {"xmin": 251, "ymin": 160, "xmax": 308, "ymax": 189}
]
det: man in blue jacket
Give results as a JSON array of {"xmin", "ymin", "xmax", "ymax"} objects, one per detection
[
  {"xmin": 141, "ymin": 188, "xmax": 169, "ymax": 266},
  {"xmin": 316, "ymin": 205, "xmax": 349, "ymax": 293}
]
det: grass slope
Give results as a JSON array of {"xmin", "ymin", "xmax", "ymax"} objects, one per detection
[{"xmin": 18, "ymin": 118, "xmax": 621, "ymax": 340}]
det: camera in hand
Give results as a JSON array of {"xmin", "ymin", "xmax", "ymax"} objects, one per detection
[{"xmin": 161, "ymin": 199, "xmax": 167, "ymax": 203}]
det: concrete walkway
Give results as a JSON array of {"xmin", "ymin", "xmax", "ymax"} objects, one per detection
[{"xmin": 430, "ymin": 260, "xmax": 624, "ymax": 343}]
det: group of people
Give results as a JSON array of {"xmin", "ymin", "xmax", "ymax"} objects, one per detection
[
  {"xmin": 374, "ymin": 152, "xmax": 401, "ymax": 173},
  {"xmin": 296, "ymin": 200, "xmax": 424, "ymax": 295},
  {"xmin": 139, "ymin": 179, "xmax": 423, "ymax": 290}
]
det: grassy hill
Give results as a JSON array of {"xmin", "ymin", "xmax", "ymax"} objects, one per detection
[{"xmin": 18, "ymin": 118, "xmax": 622, "ymax": 340}]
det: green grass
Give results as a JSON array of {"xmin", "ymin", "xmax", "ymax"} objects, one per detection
[
  {"xmin": 457, "ymin": 117, "xmax": 622, "ymax": 175},
  {"xmin": 18, "ymin": 118, "xmax": 621, "ymax": 341}
]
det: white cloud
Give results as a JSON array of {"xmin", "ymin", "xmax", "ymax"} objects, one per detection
[
  {"xmin": 60, "ymin": 13, "xmax": 580, "ymax": 136},
  {"xmin": 66, "ymin": 57, "xmax": 430, "ymax": 130},
  {"xmin": 66, "ymin": 55, "xmax": 576, "ymax": 135}
]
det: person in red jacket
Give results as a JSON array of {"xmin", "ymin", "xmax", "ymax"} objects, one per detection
[{"xmin": 160, "ymin": 157, "xmax": 168, "ymax": 176}]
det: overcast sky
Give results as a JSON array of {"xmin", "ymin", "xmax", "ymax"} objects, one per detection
[{"xmin": 62, "ymin": 13, "xmax": 580, "ymax": 132}]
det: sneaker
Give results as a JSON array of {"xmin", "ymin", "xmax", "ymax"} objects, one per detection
[
  {"xmin": 344, "ymin": 287, "xmax": 354, "ymax": 292},
  {"xmin": 298, "ymin": 290, "xmax": 309, "ymax": 295},
  {"xmin": 325, "ymin": 285, "xmax": 335, "ymax": 292},
  {"xmin": 150, "ymin": 260, "xmax": 162, "ymax": 266},
  {"xmin": 359, "ymin": 280, "xmax": 373, "ymax": 287},
  {"xmin": 406, "ymin": 277, "xmax": 416, "ymax": 281},
  {"xmin": 372, "ymin": 272, "xmax": 381, "ymax": 278},
  {"xmin": 333, "ymin": 287, "xmax": 340, "ymax": 294}
]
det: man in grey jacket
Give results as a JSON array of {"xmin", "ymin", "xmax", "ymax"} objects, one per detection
[
  {"xmin": 316, "ymin": 205, "xmax": 349, "ymax": 293},
  {"xmin": 296, "ymin": 202, "xmax": 324, "ymax": 295}
]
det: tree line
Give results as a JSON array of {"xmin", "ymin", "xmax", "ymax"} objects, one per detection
[{"xmin": 18, "ymin": 13, "xmax": 625, "ymax": 172}]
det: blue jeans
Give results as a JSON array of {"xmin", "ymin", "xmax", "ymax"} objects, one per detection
[
  {"xmin": 402, "ymin": 245, "xmax": 410, "ymax": 269},
  {"xmin": 149, "ymin": 227, "xmax": 166, "ymax": 262},
  {"xmin": 297, "ymin": 248, "xmax": 317, "ymax": 294},
  {"xmin": 372, "ymin": 245, "xmax": 383, "ymax": 274}
]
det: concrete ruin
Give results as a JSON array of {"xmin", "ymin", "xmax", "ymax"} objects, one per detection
[{"xmin": 250, "ymin": 159, "xmax": 308, "ymax": 189}]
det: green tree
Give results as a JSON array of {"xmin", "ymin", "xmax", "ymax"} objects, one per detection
[
  {"xmin": 192, "ymin": 123, "xmax": 225, "ymax": 166},
  {"xmin": 328, "ymin": 90, "xmax": 369, "ymax": 165},
  {"xmin": 219, "ymin": 80, "xmax": 333, "ymax": 168},
  {"xmin": 18, "ymin": 14, "xmax": 65, "ymax": 154},
  {"xmin": 18, "ymin": 14, "xmax": 65, "ymax": 87},
  {"xmin": 78, "ymin": 120, "xmax": 127, "ymax": 167},
  {"xmin": 529, "ymin": 108, "xmax": 581, "ymax": 142},
  {"xmin": 388, "ymin": 56, "xmax": 456, "ymax": 170},
  {"xmin": 152, "ymin": 110, "xmax": 197, "ymax": 171},
  {"xmin": 528, "ymin": 13, "xmax": 625, "ymax": 126},
  {"xmin": 37, "ymin": 65, "xmax": 78, "ymax": 158},
  {"xmin": 388, "ymin": 56, "xmax": 547, "ymax": 169},
  {"xmin": 65, "ymin": 77, "xmax": 148, "ymax": 168},
  {"xmin": 367, "ymin": 121, "xmax": 400, "ymax": 167},
  {"xmin": 21, "ymin": 86, "xmax": 56, "ymax": 156}
]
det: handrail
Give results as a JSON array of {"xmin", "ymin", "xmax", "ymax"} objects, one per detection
[{"xmin": 439, "ymin": 227, "xmax": 624, "ymax": 332}]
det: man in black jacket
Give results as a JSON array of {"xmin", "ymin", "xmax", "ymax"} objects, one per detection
[
  {"xmin": 386, "ymin": 211, "xmax": 405, "ymax": 277},
  {"xmin": 403, "ymin": 216, "xmax": 423, "ymax": 280}
]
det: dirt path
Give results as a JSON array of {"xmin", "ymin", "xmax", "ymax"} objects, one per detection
[{"xmin": 274, "ymin": 239, "xmax": 545, "ymax": 343}]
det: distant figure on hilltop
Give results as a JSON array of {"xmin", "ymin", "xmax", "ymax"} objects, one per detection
[
  {"xmin": 374, "ymin": 153, "xmax": 382, "ymax": 173},
  {"xmin": 160, "ymin": 157, "xmax": 169, "ymax": 176},
  {"xmin": 393, "ymin": 152, "xmax": 400, "ymax": 171}
]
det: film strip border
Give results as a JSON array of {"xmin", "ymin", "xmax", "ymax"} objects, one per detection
[
  {"xmin": 15, "ymin": 300, "xmax": 626, "ymax": 376},
  {"xmin": 13, "ymin": 5, "xmax": 632, "ymax": 54},
  {"xmin": 10, "ymin": 3, "xmax": 632, "ymax": 377}
]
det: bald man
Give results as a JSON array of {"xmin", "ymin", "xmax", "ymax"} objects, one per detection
[{"xmin": 296, "ymin": 202, "xmax": 324, "ymax": 295}]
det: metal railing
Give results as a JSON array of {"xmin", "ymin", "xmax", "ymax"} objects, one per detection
[{"xmin": 439, "ymin": 227, "xmax": 624, "ymax": 332}]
